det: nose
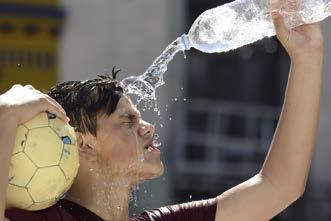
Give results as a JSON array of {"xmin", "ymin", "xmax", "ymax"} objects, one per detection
[{"xmin": 139, "ymin": 120, "xmax": 155, "ymax": 138}]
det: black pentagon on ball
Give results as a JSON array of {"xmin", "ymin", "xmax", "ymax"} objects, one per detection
[
  {"xmin": 46, "ymin": 111, "xmax": 57, "ymax": 119},
  {"xmin": 61, "ymin": 136, "xmax": 72, "ymax": 145}
]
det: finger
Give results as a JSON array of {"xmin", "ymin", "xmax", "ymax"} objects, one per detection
[
  {"xmin": 11, "ymin": 84, "xmax": 23, "ymax": 89},
  {"xmin": 271, "ymin": 10, "xmax": 290, "ymax": 45},
  {"xmin": 269, "ymin": 0, "xmax": 282, "ymax": 12},
  {"xmin": 43, "ymin": 94, "xmax": 67, "ymax": 115},
  {"xmin": 24, "ymin": 85, "xmax": 35, "ymax": 90},
  {"xmin": 46, "ymin": 99, "xmax": 70, "ymax": 123},
  {"xmin": 45, "ymin": 105, "xmax": 70, "ymax": 123},
  {"xmin": 33, "ymin": 90, "xmax": 67, "ymax": 117},
  {"xmin": 39, "ymin": 96, "xmax": 70, "ymax": 123}
]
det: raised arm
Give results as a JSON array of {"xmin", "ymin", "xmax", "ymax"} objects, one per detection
[
  {"xmin": 214, "ymin": 11, "xmax": 324, "ymax": 221},
  {"xmin": 0, "ymin": 85, "xmax": 69, "ymax": 221}
]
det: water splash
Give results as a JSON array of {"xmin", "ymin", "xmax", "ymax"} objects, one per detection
[
  {"xmin": 120, "ymin": 35, "xmax": 189, "ymax": 107},
  {"xmin": 153, "ymin": 134, "xmax": 162, "ymax": 148},
  {"xmin": 120, "ymin": 0, "xmax": 331, "ymax": 108}
]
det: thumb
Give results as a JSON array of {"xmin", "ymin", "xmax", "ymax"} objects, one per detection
[{"xmin": 271, "ymin": 10, "xmax": 290, "ymax": 44}]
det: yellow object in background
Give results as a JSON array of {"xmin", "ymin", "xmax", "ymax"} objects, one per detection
[
  {"xmin": 6, "ymin": 112, "xmax": 79, "ymax": 211},
  {"xmin": 0, "ymin": 0, "xmax": 65, "ymax": 93}
]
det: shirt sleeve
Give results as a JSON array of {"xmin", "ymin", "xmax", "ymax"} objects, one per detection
[{"xmin": 132, "ymin": 198, "xmax": 218, "ymax": 221}]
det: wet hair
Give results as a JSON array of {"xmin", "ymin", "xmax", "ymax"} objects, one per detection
[{"xmin": 48, "ymin": 67, "xmax": 124, "ymax": 136}]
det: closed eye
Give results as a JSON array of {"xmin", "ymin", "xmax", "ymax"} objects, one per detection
[
  {"xmin": 119, "ymin": 111, "xmax": 141, "ymax": 128},
  {"xmin": 121, "ymin": 114, "xmax": 139, "ymax": 128},
  {"xmin": 124, "ymin": 120, "xmax": 136, "ymax": 127}
]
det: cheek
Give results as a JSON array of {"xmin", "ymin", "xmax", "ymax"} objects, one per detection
[{"xmin": 98, "ymin": 128, "xmax": 140, "ymax": 164}]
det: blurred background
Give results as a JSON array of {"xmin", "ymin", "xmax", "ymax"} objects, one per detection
[{"xmin": 0, "ymin": 0, "xmax": 330, "ymax": 220}]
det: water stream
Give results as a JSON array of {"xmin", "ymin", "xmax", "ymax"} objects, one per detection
[{"xmin": 120, "ymin": 35, "xmax": 189, "ymax": 108}]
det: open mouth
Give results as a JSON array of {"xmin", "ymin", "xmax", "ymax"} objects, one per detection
[
  {"xmin": 144, "ymin": 136, "xmax": 162, "ymax": 153},
  {"xmin": 145, "ymin": 145, "xmax": 155, "ymax": 152},
  {"xmin": 144, "ymin": 143, "xmax": 157, "ymax": 152}
]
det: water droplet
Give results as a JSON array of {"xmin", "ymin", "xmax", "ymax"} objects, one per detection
[
  {"xmin": 156, "ymin": 141, "xmax": 162, "ymax": 147},
  {"xmin": 183, "ymin": 98, "xmax": 187, "ymax": 101},
  {"xmin": 133, "ymin": 185, "xmax": 139, "ymax": 207},
  {"xmin": 183, "ymin": 51, "xmax": 187, "ymax": 59},
  {"xmin": 138, "ymin": 154, "xmax": 145, "ymax": 162},
  {"xmin": 160, "ymin": 124, "xmax": 164, "ymax": 128},
  {"xmin": 189, "ymin": 195, "xmax": 192, "ymax": 199}
]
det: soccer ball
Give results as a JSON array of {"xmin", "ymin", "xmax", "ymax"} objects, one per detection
[{"xmin": 6, "ymin": 112, "xmax": 79, "ymax": 211}]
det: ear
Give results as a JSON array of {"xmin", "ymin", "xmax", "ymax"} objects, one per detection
[{"xmin": 75, "ymin": 132, "xmax": 98, "ymax": 162}]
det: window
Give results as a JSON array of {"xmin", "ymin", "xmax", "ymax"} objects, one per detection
[
  {"xmin": 0, "ymin": 23, "xmax": 14, "ymax": 34},
  {"xmin": 23, "ymin": 24, "xmax": 40, "ymax": 36}
]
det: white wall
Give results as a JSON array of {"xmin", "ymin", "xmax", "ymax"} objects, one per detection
[{"xmin": 60, "ymin": 0, "xmax": 169, "ymax": 80}]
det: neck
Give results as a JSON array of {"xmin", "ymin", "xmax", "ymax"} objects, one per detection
[{"xmin": 66, "ymin": 167, "xmax": 135, "ymax": 221}]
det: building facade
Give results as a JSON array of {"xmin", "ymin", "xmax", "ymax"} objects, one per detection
[{"xmin": 0, "ymin": 0, "xmax": 65, "ymax": 93}]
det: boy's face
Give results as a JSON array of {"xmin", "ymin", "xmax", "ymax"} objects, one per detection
[{"xmin": 93, "ymin": 96, "xmax": 164, "ymax": 182}]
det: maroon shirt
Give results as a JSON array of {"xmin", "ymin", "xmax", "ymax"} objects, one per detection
[{"xmin": 5, "ymin": 198, "xmax": 217, "ymax": 221}]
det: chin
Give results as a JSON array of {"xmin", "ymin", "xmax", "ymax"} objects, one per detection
[{"xmin": 141, "ymin": 161, "xmax": 164, "ymax": 181}]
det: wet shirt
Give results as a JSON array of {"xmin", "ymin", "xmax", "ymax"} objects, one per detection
[{"xmin": 5, "ymin": 198, "xmax": 217, "ymax": 221}]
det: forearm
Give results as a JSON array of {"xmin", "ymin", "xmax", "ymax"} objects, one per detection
[
  {"xmin": 0, "ymin": 112, "xmax": 18, "ymax": 220},
  {"xmin": 260, "ymin": 54, "xmax": 324, "ymax": 198}
]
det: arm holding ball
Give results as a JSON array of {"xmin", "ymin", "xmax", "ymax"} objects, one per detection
[{"xmin": 0, "ymin": 85, "xmax": 69, "ymax": 221}]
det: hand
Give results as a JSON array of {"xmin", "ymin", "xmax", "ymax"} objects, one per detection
[
  {"xmin": 0, "ymin": 85, "xmax": 69, "ymax": 125},
  {"xmin": 270, "ymin": 10, "xmax": 324, "ymax": 61},
  {"xmin": 270, "ymin": 0, "xmax": 324, "ymax": 58}
]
